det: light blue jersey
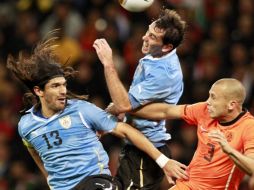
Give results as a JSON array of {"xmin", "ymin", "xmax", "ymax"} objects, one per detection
[
  {"xmin": 128, "ymin": 49, "xmax": 183, "ymax": 147},
  {"xmin": 18, "ymin": 99, "xmax": 118, "ymax": 190}
]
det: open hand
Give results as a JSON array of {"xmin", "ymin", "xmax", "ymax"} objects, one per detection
[
  {"xmin": 208, "ymin": 130, "xmax": 232, "ymax": 154},
  {"xmin": 93, "ymin": 38, "xmax": 114, "ymax": 67},
  {"xmin": 163, "ymin": 159, "xmax": 188, "ymax": 184}
]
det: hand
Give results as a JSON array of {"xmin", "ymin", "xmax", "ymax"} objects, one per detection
[
  {"xmin": 163, "ymin": 159, "xmax": 188, "ymax": 183},
  {"xmin": 93, "ymin": 38, "xmax": 114, "ymax": 67},
  {"xmin": 106, "ymin": 103, "xmax": 118, "ymax": 115},
  {"xmin": 106, "ymin": 103, "xmax": 125, "ymax": 121},
  {"xmin": 96, "ymin": 131, "xmax": 106, "ymax": 139},
  {"xmin": 208, "ymin": 130, "xmax": 232, "ymax": 154},
  {"xmin": 116, "ymin": 113, "xmax": 125, "ymax": 122}
]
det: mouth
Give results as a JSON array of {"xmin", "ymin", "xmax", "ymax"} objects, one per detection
[
  {"xmin": 142, "ymin": 42, "xmax": 149, "ymax": 51},
  {"xmin": 58, "ymin": 98, "xmax": 66, "ymax": 104},
  {"xmin": 207, "ymin": 105, "xmax": 212, "ymax": 113},
  {"xmin": 143, "ymin": 42, "xmax": 148, "ymax": 47},
  {"xmin": 207, "ymin": 108, "xmax": 213, "ymax": 116}
]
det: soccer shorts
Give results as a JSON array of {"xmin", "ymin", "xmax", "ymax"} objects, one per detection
[
  {"xmin": 169, "ymin": 181, "xmax": 191, "ymax": 190},
  {"xmin": 72, "ymin": 174, "xmax": 122, "ymax": 190},
  {"xmin": 116, "ymin": 144, "xmax": 171, "ymax": 190}
]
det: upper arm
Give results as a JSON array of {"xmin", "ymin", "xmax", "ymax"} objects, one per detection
[
  {"xmin": 111, "ymin": 122, "xmax": 129, "ymax": 139},
  {"xmin": 27, "ymin": 146, "xmax": 48, "ymax": 178},
  {"xmin": 27, "ymin": 146, "xmax": 41, "ymax": 161}
]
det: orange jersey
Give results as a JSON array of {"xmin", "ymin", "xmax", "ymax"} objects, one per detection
[{"xmin": 177, "ymin": 102, "xmax": 254, "ymax": 190}]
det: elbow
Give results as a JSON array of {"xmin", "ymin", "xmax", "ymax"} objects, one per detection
[{"xmin": 115, "ymin": 103, "xmax": 132, "ymax": 113}]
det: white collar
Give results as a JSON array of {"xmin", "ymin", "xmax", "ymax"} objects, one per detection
[{"xmin": 142, "ymin": 49, "xmax": 176, "ymax": 61}]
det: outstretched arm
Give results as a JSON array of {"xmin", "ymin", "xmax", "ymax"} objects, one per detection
[
  {"xmin": 112, "ymin": 122, "xmax": 189, "ymax": 181},
  {"xmin": 132, "ymin": 103, "xmax": 185, "ymax": 120},
  {"xmin": 93, "ymin": 38, "xmax": 132, "ymax": 113},
  {"xmin": 208, "ymin": 130, "xmax": 254, "ymax": 175}
]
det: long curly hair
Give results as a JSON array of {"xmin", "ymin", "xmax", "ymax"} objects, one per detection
[{"xmin": 6, "ymin": 30, "xmax": 88, "ymax": 111}]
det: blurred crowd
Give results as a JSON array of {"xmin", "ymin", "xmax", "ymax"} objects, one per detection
[{"xmin": 0, "ymin": 0, "xmax": 253, "ymax": 189}]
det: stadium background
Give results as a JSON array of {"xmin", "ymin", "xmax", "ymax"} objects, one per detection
[{"xmin": 0, "ymin": 0, "xmax": 253, "ymax": 189}]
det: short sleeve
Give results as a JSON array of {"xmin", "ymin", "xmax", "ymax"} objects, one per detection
[
  {"xmin": 242, "ymin": 120, "xmax": 254, "ymax": 155},
  {"xmin": 129, "ymin": 64, "xmax": 183, "ymax": 109},
  {"xmin": 78, "ymin": 101, "xmax": 118, "ymax": 132},
  {"xmin": 181, "ymin": 102, "xmax": 208, "ymax": 125}
]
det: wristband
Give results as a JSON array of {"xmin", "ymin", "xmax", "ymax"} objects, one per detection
[{"xmin": 156, "ymin": 154, "xmax": 170, "ymax": 168}]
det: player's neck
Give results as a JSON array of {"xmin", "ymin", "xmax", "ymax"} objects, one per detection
[
  {"xmin": 41, "ymin": 106, "xmax": 57, "ymax": 118},
  {"xmin": 219, "ymin": 109, "xmax": 246, "ymax": 126}
]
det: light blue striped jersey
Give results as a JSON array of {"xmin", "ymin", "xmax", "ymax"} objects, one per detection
[
  {"xmin": 18, "ymin": 99, "xmax": 118, "ymax": 190},
  {"xmin": 128, "ymin": 49, "xmax": 183, "ymax": 147}
]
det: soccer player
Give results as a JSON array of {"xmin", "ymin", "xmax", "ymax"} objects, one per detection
[
  {"xmin": 6, "ymin": 34, "xmax": 188, "ymax": 190},
  {"xmin": 132, "ymin": 78, "xmax": 254, "ymax": 190},
  {"xmin": 93, "ymin": 9, "xmax": 186, "ymax": 189}
]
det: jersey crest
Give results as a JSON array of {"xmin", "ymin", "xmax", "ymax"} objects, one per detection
[
  {"xmin": 225, "ymin": 131, "xmax": 233, "ymax": 142},
  {"xmin": 59, "ymin": 115, "xmax": 72, "ymax": 129}
]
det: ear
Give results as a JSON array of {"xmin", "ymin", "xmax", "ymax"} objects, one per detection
[
  {"xmin": 228, "ymin": 100, "xmax": 237, "ymax": 111},
  {"xmin": 162, "ymin": 44, "xmax": 173, "ymax": 53},
  {"xmin": 33, "ymin": 86, "xmax": 43, "ymax": 97}
]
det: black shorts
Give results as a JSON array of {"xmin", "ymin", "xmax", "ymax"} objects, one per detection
[
  {"xmin": 116, "ymin": 144, "xmax": 171, "ymax": 190},
  {"xmin": 72, "ymin": 174, "xmax": 122, "ymax": 190}
]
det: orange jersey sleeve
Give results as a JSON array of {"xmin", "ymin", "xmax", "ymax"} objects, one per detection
[{"xmin": 178, "ymin": 102, "xmax": 254, "ymax": 190}]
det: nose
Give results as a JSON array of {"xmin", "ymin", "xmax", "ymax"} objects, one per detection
[
  {"xmin": 60, "ymin": 85, "xmax": 67, "ymax": 94},
  {"xmin": 206, "ymin": 98, "xmax": 210, "ymax": 105},
  {"xmin": 142, "ymin": 33, "xmax": 148, "ymax": 41}
]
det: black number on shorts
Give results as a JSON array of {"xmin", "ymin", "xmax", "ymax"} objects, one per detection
[
  {"xmin": 204, "ymin": 143, "xmax": 215, "ymax": 162},
  {"xmin": 42, "ymin": 130, "xmax": 62, "ymax": 149}
]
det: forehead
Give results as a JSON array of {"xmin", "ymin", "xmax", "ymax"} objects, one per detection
[
  {"xmin": 47, "ymin": 77, "xmax": 66, "ymax": 85},
  {"xmin": 209, "ymin": 84, "xmax": 225, "ymax": 97},
  {"xmin": 149, "ymin": 21, "xmax": 165, "ymax": 34}
]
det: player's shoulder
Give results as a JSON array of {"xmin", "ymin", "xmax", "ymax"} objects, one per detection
[
  {"xmin": 67, "ymin": 99, "xmax": 90, "ymax": 107},
  {"xmin": 241, "ymin": 111, "xmax": 254, "ymax": 124},
  {"xmin": 19, "ymin": 107, "xmax": 34, "ymax": 125},
  {"xmin": 186, "ymin": 102, "xmax": 208, "ymax": 112},
  {"xmin": 67, "ymin": 99, "xmax": 99, "ymax": 111},
  {"xmin": 19, "ymin": 113, "xmax": 32, "ymax": 126},
  {"xmin": 18, "ymin": 109, "xmax": 37, "ymax": 137}
]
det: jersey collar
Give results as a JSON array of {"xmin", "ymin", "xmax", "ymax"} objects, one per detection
[
  {"xmin": 219, "ymin": 108, "xmax": 247, "ymax": 126},
  {"xmin": 142, "ymin": 48, "xmax": 176, "ymax": 61}
]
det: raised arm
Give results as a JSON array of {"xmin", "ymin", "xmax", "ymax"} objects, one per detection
[
  {"xmin": 132, "ymin": 103, "xmax": 185, "ymax": 120},
  {"xmin": 111, "ymin": 122, "xmax": 188, "ymax": 181},
  {"xmin": 93, "ymin": 38, "xmax": 132, "ymax": 113}
]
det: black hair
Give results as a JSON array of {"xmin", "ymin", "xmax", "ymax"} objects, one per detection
[{"xmin": 6, "ymin": 30, "xmax": 88, "ymax": 112}]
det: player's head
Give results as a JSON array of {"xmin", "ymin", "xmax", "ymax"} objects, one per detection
[
  {"xmin": 6, "ymin": 31, "xmax": 85, "ymax": 114},
  {"xmin": 206, "ymin": 78, "xmax": 246, "ymax": 121},
  {"xmin": 142, "ymin": 9, "xmax": 186, "ymax": 57}
]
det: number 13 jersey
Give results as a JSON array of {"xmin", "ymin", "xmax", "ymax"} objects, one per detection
[{"xmin": 18, "ymin": 99, "xmax": 118, "ymax": 190}]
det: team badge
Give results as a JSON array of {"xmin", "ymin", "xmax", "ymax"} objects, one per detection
[
  {"xmin": 59, "ymin": 115, "xmax": 72, "ymax": 129},
  {"xmin": 225, "ymin": 131, "xmax": 233, "ymax": 142}
]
